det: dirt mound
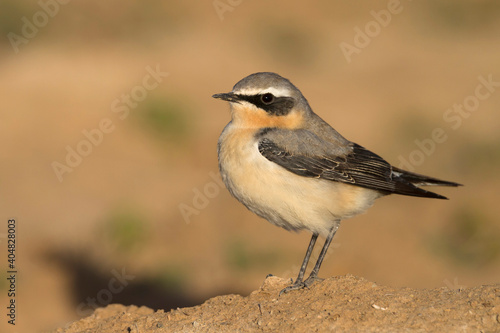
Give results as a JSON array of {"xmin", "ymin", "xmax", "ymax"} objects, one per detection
[{"xmin": 54, "ymin": 275, "xmax": 500, "ymax": 332}]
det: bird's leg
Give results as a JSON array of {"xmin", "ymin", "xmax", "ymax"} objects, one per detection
[
  {"xmin": 303, "ymin": 222, "xmax": 340, "ymax": 288},
  {"xmin": 294, "ymin": 233, "xmax": 318, "ymax": 284},
  {"xmin": 279, "ymin": 233, "xmax": 318, "ymax": 296}
]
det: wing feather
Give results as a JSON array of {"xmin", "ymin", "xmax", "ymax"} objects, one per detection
[{"xmin": 258, "ymin": 136, "xmax": 454, "ymax": 199}]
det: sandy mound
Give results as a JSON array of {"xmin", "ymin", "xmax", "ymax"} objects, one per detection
[{"xmin": 54, "ymin": 275, "xmax": 499, "ymax": 332}]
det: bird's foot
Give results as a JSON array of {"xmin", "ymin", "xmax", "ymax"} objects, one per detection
[
  {"xmin": 279, "ymin": 280, "xmax": 305, "ymax": 296},
  {"xmin": 279, "ymin": 275, "xmax": 324, "ymax": 296},
  {"xmin": 303, "ymin": 275, "xmax": 324, "ymax": 288}
]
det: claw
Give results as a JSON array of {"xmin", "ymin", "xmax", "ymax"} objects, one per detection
[
  {"xmin": 279, "ymin": 281, "xmax": 306, "ymax": 296},
  {"xmin": 303, "ymin": 275, "xmax": 324, "ymax": 288},
  {"xmin": 279, "ymin": 276, "xmax": 324, "ymax": 296}
]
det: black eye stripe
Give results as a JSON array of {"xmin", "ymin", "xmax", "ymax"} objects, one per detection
[{"xmin": 236, "ymin": 94, "xmax": 295, "ymax": 116}]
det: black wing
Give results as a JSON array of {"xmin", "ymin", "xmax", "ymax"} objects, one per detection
[{"xmin": 258, "ymin": 138, "xmax": 457, "ymax": 199}]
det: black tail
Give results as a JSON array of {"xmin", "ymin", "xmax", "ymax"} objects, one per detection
[{"xmin": 391, "ymin": 167, "xmax": 462, "ymax": 200}]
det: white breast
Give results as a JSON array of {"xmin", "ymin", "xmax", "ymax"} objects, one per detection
[{"xmin": 218, "ymin": 123, "xmax": 380, "ymax": 237}]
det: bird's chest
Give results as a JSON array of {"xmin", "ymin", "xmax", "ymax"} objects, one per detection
[{"xmin": 218, "ymin": 126, "xmax": 276, "ymax": 198}]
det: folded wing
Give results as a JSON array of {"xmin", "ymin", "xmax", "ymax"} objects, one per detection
[{"xmin": 258, "ymin": 132, "xmax": 460, "ymax": 199}]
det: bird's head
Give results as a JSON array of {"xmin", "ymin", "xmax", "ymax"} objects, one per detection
[{"xmin": 213, "ymin": 72, "xmax": 311, "ymax": 129}]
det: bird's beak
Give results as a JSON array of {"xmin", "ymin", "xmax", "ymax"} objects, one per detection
[{"xmin": 212, "ymin": 92, "xmax": 241, "ymax": 103}]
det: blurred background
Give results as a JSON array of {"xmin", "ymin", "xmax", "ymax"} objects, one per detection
[{"xmin": 0, "ymin": 0, "xmax": 499, "ymax": 331}]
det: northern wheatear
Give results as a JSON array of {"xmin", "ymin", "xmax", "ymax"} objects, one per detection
[{"xmin": 213, "ymin": 72, "xmax": 460, "ymax": 295}]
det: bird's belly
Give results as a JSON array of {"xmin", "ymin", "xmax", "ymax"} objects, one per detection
[{"xmin": 218, "ymin": 127, "xmax": 379, "ymax": 237}]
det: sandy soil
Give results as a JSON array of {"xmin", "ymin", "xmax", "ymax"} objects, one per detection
[{"xmin": 55, "ymin": 275, "xmax": 500, "ymax": 332}]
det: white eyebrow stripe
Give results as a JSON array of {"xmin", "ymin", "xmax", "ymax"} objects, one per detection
[{"xmin": 234, "ymin": 87, "xmax": 291, "ymax": 98}]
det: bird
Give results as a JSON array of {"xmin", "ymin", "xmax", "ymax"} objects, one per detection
[{"xmin": 213, "ymin": 72, "xmax": 461, "ymax": 295}]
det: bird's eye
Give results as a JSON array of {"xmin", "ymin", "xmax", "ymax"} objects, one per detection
[{"xmin": 261, "ymin": 93, "xmax": 275, "ymax": 104}]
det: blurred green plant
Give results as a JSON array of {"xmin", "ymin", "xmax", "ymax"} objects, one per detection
[
  {"xmin": 255, "ymin": 22, "xmax": 319, "ymax": 67},
  {"xmin": 428, "ymin": 206, "xmax": 500, "ymax": 267},
  {"xmin": 224, "ymin": 239, "xmax": 282, "ymax": 272},
  {"xmin": 0, "ymin": 2, "xmax": 35, "ymax": 38},
  {"xmin": 225, "ymin": 240, "xmax": 250, "ymax": 271},
  {"xmin": 134, "ymin": 95, "xmax": 192, "ymax": 144},
  {"xmin": 421, "ymin": 0, "xmax": 500, "ymax": 33},
  {"xmin": 390, "ymin": 110, "xmax": 438, "ymax": 155},
  {"xmin": 395, "ymin": 110, "xmax": 436, "ymax": 140},
  {"xmin": 0, "ymin": 0, "xmax": 187, "ymax": 46},
  {"xmin": 153, "ymin": 264, "xmax": 189, "ymax": 292},
  {"xmin": 100, "ymin": 209, "xmax": 149, "ymax": 252},
  {"xmin": 453, "ymin": 137, "xmax": 500, "ymax": 174}
]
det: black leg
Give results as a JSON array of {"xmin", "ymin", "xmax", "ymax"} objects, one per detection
[
  {"xmin": 294, "ymin": 233, "xmax": 318, "ymax": 283},
  {"xmin": 303, "ymin": 223, "xmax": 339, "ymax": 287},
  {"xmin": 279, "ymin": 233, "xmax": 318, "ymax": 296}
]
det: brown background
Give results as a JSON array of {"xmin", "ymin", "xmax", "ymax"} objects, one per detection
[{"xmin": 0, "ymin": 1, "xmax": 499, "ymax": 332}]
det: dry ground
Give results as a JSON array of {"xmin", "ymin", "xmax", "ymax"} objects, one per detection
[{"xmin": 56, "ymin": 275, "xmax": 500, "ymax": 332}]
